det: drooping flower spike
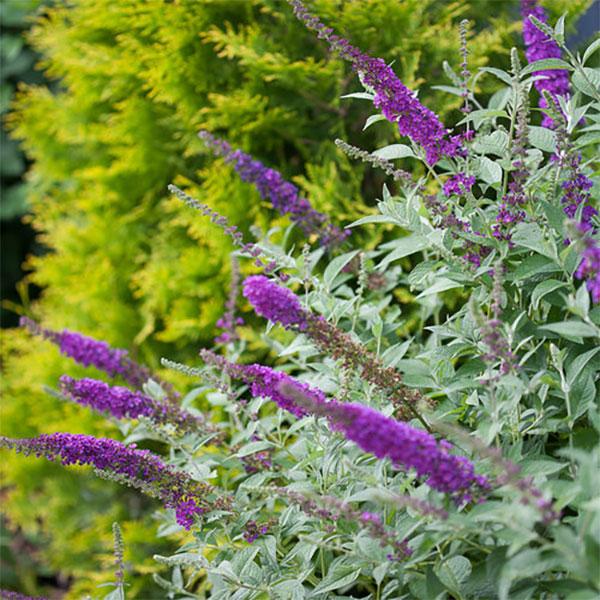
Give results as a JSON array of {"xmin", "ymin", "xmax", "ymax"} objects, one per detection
[
  {"xmin": 199, "ymin": 131, "xmax": 349, "ymax": 246},
  {"xmin": 572, "ymin": 222, "xmax": 600, "ymax": 304},
  {"xmin": 200, "ymin": 350, "xmax": 489, "ymax": 504},
  {"xmin": 242, "ymin": 275, "xmax": 428, "ymax": 423},
  {"xmin": 168, "ymin": 184, "xmax": 289, "ymax": 281},
  {"xmin": 0, "ymin": 592, "xmax": 49, "ymax": 600},
  {"xmin": 520, "ymin": 0, "xmax": 570, "ymax": 128},
  {"xmin": 19, "ymin": 317, "xmax": 175, "ymax": 397},
  {"xmin": 288, "ymin": 0, "xmax": 464, "ymax": 164},
  {"xmin": 0, "ymin": 433, "xmax": 230, "ymax": 529},
  {"xmin": 59, "ymin": 376, "xmax": 215, "ymax": 436}
]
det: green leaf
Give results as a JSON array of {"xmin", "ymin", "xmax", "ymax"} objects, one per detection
[
  {"xmin": 512, "ymin": 222, "xmax": 556, "ymax": 259},
  {"xmin": 459, "ymin": 109, "xmax": 509, "ymax": 126},
  {"xmin": 479, "ymin": 67, "xmax": 513, "ymax": 85},
  {"xmin": 554, "ymin": 13, "xmax": 566, "ymax": 43},
  {"xmin": 323, "ymin": 250, "xmax": 360, "ymax": 290},
  {"xmin": 363, "ymin": 114, "xmax": 386, "ymax": 130},
  {"xmin": 541, "ymin": 200, "xmax": 566, "ymax": 234},
  {"xmin": 372, "ymin": 144, "xmax": 415, "ymax": 160},
  {"xmin": 348, "ymin": 214, "xmax": 396, "ymax": 227},
  {"xmin": 235, "ymin": 441, "xmax": 273, "ymax": 458},
  {"xmin": 340, "ymin": 91, "xmax": 374, "ymax": 100},
  {"xmin": 377, "ymin": 235, "xmax": 429, "ymax": 270},
  {"xmin": 539, "ymin": 321, "xmax": 599, "ymax": 338},
  {"xmin": 431, "ymin": 84, "xmax": 464, "ymax": 96},
  {"xmin": 479, "ymin": 156, "xmax": 503, "ymax": 184},
  {"xmin": 373, "ymin": 563, "xmax": 389, "ymax": 586},
  {"xmin": 531, "ymin": 279, "xmax": 568, "ymax": 310},
  {"xmin": 567, "ymin": 347, "xmax": 600, "ymax": 387},
  {"xmin": 310, "ymin": 563, "xmax": 360, "ymax": 596},
  {"xmin": 583, "ymin": 38, "xmax": 600, "ymax": 65},
  {"xmin": 434, "ymin": 556, "xmax": 471, "ymax": 596},
  {"xmin": 519, "ymin": 458, "xmax": 568, "ymax": 476},
  {"xmin": 415, "ymin": 278, "xmax": 463, "ymax": 298},
  {"xmin": 529, "ymin": 126, "xmax": 558, "ymax": 153},
  {"xmin": 572, "ymin": 68, "xmax": 600, "ymax": 97},
  {"xmin": 510, "ymin": 254, "xmax": 560, "ymax": 281},
  {"xmin": 520, "ymin": 58, "xmax": 572, "ymax": 76},
  {"xmin": 273, "ymin": 580, "xmax": 305, "ymax": 600},
  {"xmin": 473, "ymin": 130, "xmax": 508, "ymax": 156}
]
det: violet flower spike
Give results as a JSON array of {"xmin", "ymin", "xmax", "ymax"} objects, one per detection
[
  {"xmin": 19, "ymin": 317, "xmax": 177, "ymax": 399},
  {"xmin": 241, "ymin": 275, "xmax": 428, "ymax": 423},
  {"xmin": 520, "ymin": 0, "xmax": 570, "ymax": 128},
  {"xmin": 0, "ymin": 592, "xmax": 49, "ymax": 600},
  {"xmin": 59, "ymin": 376, "xmax": 211, "ymax": 435},
  {"xmin": 242, "ymin": 275, "xmax": 309, "ymax": 331},
  {"xmin": 288, "ymin": 0, "xmax": 463, "ymax": 165},
  {"xmin": 572, "ymin": 222, "xmax": 600, "ymax": 303},
  {"xmin": 200, "ymin": 351, "xmax": 487, "ymax": 503},
  {"xmin": 0, "ymin": 433, "xmax": 230, "ymax": 529},
  {"xmin": 168, "ymin": 184, "xmax": 290, "ymax": 281},
  {"xmin": 199, "ymin": 131, "xmax": 348, "ymax": 246},
  {"xmin": 279, "ymin": 379, "xmax": 489, "ymax": 503}
]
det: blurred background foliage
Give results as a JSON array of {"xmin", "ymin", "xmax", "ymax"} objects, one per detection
[{"xmin": 1, "ymin": 0, "xmax": 592, "ymax": 596}]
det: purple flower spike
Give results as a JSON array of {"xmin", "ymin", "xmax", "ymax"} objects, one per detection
[
  {"xmin": 0, "ymin": 433, "xmax": 229, "ymax": 529},
  {"xmin": 521, "ymin": 0, "xmax": 570, "ymax": 128},
  {"xmin": 573, "ymin": 223, "xmax": 600, "ymax": 303},
  {"xmin": 59, "ymin": 376, "xmax": 208, "ymax": 435},
  {"xmin": 201, "ymin": 351, "xmax": 488, "ymax": 503},
  {"xmin": 199, "ymin": 131, "xmax": 349, "ymax": 246},
  {"xmin": 0, "ymin": 592, "xmax": 49, "ymax": 600},
  {"xmin": 276, "ymin": 376, "xmax": 488, "ymax": 502},
  {"xmin": 243, "ymin": 275, "xmax": 309, "ymax": 330},
  {"xmin": 289, "ymin": 0, "xmax": 464, "ymax": 164},
  {"xmin": 19, "ymin": 318, "xmax": 174, "ymax": 395}
]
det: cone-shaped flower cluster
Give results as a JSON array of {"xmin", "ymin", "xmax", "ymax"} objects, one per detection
[
  {"xmin": 279, "ymin": 379, "xmax": 489, "ymax": 503},
  {"xmin": 242, "ymin": 275, "xmax": 426, "ymax": 421},
  {"xmin": 59, "ymin": 376, "xmax": 208, "ymax": 435},
  {"xmin": 242, "ymin": 275, "xmax": 309, "ymax": 331},
  {"xmin": 521, "ymin": 0, "xmax": 570, "ymax": 128},
  {"xmin": 199, "ymin": 131, "xmax": 348, "ymax": 246},
  {"xmin": 573, "ymin": 223, "xmax": 600, "ymax": 303},
  {"xmin": 20, "ymin": 317, "xmax": 165, "ymax": 392},
  {"xmin": 201, "ymin": 351, "xmax": 488, "ymax": 503},
  {"xmin": 289, "ymin": 0, "xmax": 463, "ymax": 164},
  {"xmin": 0, "ymin": 434, "xmax": 228, "ymax": 529}
]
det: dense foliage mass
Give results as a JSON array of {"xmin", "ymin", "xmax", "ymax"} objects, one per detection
[{"xmin": 2, "ymin": 0, "xmax": 598, "ymax": 597}]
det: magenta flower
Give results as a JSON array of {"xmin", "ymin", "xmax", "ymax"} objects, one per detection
[
  {"xmin": 0, "ymin": 433, "xmax": 227, "ymax": 529},
  {"xmin": 289, "ymin": 0, "xmax": 463, "ymax": 164},
  {"xmin": 199, "ymin": 131, "xmax": 348, "ymax": 246},
  {"xmin": 521, "ymin": 0, "xmax": 570, "ymax": 128},
  {"xmin": 242, "ymin": 275, "xmax": 309, "ymax": 331}
]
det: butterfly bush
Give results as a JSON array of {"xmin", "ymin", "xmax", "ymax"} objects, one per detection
[{"xmin": 3, "ymin": 2, "xmax": 600, "ymax": 599}]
